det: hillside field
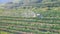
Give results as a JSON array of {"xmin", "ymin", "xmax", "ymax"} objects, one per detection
[{"xmin": 0, "ymin": 7, "xmax": 60, "ymax": 34}]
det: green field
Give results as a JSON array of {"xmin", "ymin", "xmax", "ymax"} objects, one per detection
[{"xmin": 0, "ymin": 7, "xmax": 60, "ymax": 34}]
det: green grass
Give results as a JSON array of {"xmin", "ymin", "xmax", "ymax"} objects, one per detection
[{"xmin": 0, "ymin": 31, "xmax": 13, "ymax": 34}]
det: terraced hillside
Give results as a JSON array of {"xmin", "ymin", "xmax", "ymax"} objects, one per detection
[
  {"xmin": 0, "ymin": 7, "xmax": 60, "ymax": 34},
  {"xmin": 0, "ymin": 0, "xmax": 60, "ymax": 34},
  {"xmin": 0, "ymin": 16, "xmax": 60, "ymax": 34}
]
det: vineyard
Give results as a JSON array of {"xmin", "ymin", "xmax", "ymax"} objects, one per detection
[
  {"xmin": 0, "ymin": 8, "xmax": 60, "ymax": 34},
  {"xmin": 0, "ymin": 1, "xmax": 60, "ymax": 33}
]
